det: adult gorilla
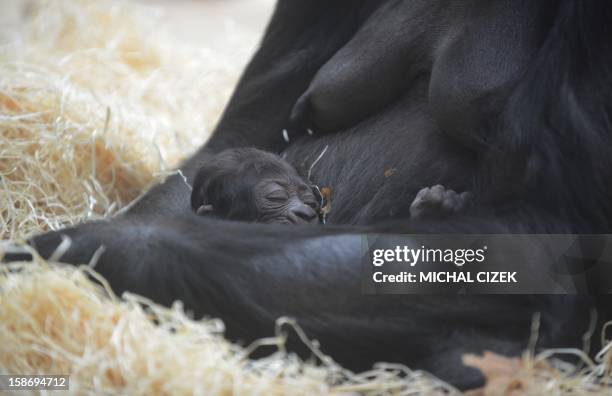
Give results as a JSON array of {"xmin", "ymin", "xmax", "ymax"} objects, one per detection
[{"xmin": 23, "ymin": 0, "xmax": 612, "ymax": 388}]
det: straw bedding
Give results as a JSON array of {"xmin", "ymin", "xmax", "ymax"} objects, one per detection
[{"xmin": 1, "ymin": 1, "xmax": 611, "ymax": 394}]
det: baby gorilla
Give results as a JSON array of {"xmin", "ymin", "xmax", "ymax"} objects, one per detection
[{"xmin": 191, "ymin": 148, "xmax": 320, "ymax": 224}]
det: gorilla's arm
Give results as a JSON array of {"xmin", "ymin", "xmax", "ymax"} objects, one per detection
[{"xmin": 29, "ymin": 214, "xmax": 563, "ymax": 388}]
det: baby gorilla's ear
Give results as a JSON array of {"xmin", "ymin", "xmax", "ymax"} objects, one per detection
[{"xmin": 196, "ymin": 204, "xmax": 214, "ymax": 216}]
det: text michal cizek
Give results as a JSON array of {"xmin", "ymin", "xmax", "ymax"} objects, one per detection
[{"xmin": 371, "ymin": 245, "xmax": 518, "ymax": 284}]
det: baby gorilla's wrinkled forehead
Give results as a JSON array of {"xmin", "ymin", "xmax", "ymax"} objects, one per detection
[{"xmin": 191, "ymin": 148, "xmax": 320, "ymax": 224}]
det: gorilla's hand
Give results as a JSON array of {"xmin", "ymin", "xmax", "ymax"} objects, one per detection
[
  {"xmin": 18, "ymin": 215, "xmax": 223, "ymax": 312},
  {"xmin": 27, "ymin": 220, "xmax": 117, "ymax": 265},
  {"xmin": 1, "ymin": 221, "xmax": 116, "ymax": 265},
  {"xmin": 1, "ymin": 220, "xmax": 146, "ymax": 300},
  {"xmin": 410, "ymin": 185, "xmax": 473, "ymax": 219}
]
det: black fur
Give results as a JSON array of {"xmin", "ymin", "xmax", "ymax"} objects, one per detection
[{"xmin": 12, "ymin": 0, "xmax": 612, "ymax": 389}]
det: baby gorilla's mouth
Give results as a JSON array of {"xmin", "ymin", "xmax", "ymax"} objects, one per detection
[{"xmin": 287, "ymin": 202, "xmax": 319, "ymax": 224}]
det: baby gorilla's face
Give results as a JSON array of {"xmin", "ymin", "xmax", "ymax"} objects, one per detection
[
  {"xmin": 191, "ymin": 148, "xmax": 320, "ymax": 224},
  {"xmin": 251, "ymin": 176, "xmax": 319, "ymax": 224}
]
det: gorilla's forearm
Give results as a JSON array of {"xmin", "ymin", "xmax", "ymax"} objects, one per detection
[
  {"xmin": 28, "ymin": 210, "xmax": 577, "ymax": 329},
  {"xmin": 24, "ymin": 212, "xmax": 588, "ymax": 388}
]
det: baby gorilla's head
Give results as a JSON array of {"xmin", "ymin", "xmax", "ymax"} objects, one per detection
[{"xmin": 191, "ymin": 148, "xmax": 320, "ymax": 224}]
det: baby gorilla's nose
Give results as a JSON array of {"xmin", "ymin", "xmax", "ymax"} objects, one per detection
[{"xmin": 289, "ymin": 203, "xmax": 319, "ymax": 224}]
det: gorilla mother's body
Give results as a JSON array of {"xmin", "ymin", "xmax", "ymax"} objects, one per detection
[{"xmin": 26, "ymin": 0, "xmax": 612, "ymax": 388}]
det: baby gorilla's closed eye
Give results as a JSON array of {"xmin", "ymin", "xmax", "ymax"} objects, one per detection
[
  {"xmin": 264, "ymin": 188, "xmax": 289, "ymax": 202},
  {"xmin": 191, "ymin": 148, "xmax": 320, "ymax": 225}
]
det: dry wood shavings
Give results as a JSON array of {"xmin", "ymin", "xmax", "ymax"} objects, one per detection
[
  {"xmin": 463, "ymin": 347, "xmax": 612, "ymax": 396},
  {"xmin": 0, "ymin": 0, "xmax": 251, "ymax": 240}
]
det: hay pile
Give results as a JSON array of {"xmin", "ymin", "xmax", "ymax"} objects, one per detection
[
  {"xmin": 1, "ymin": 1, "xmax": 612, "ymax": 395},
  {"xmin": 0, "ymin": 0, "xmax": 245, "ymax": 240}
]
